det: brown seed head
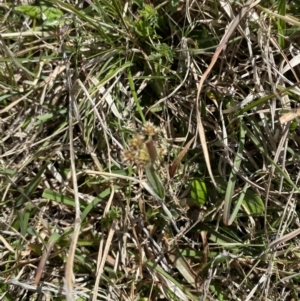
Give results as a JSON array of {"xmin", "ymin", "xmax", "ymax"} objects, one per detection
[
  {"xmin": 142, "ymin": 121, "xmax": 157, "ymax": 137},
  {"xmin": 137, "ymin": 147, "xmax": 150, "ymax": 166},
  {"xmin": 123, "ymin": 150, "xmax": 136, "ymax": 164},
  {"xmin": 129, "ymin": 135, "xmax": 145, "ymax": 150}
]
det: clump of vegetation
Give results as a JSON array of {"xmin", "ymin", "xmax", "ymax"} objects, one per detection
[{"xmin": 1, "ymin": 0, "xmax": 300, "ymax": 300}]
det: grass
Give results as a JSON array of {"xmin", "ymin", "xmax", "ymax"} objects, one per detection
[{"xmin": 1, "ymin": 0, "xmax": 300, "ymax": 300}]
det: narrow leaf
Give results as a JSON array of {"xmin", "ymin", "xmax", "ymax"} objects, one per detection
[
  {"xmin": 223, "ymin": 120, "xmax": 245, "ymax": 225},
  {"xmin": 145, "ymin": 166, "xmax": 165, "ymax": 200},
  {"xmin": 16, "ymin": 163, "xmax": 48, "ymax": 207}
]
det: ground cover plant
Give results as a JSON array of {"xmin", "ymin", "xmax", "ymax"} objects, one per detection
[{"xmin": 1, "ymin": 0, "xmax": 300, "ymax": 300}]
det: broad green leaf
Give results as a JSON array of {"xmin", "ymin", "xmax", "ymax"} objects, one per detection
[
  {"xmin": 15, "ymin": 5, "xmax": 63, "ymax": 20},
  {"xmin": 190, "ymin": 178, "xmax": 207, "ymax": 206},
  {"xmin": 242, "ymin": 189, "xmax": 265, "ymax": 215},
  {"xmin": 41, "ymin": 6, "xmax": 63, "ymax": 20},
  {"xmin": 290, "ymin": 120, "xmax": 298, "ymax": 132},
  {"xmin": 15, "ymin": 6, "xmax": 41, "ymax": 18}
]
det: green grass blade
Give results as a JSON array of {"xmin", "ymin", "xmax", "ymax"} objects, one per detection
[
  {"xmin": 223, "ymin": 119, "xmax": 245, "ymax": 225},
  {"xmin": 145, "ymin": 165, "xmax": 165, "ymax": 201},
  {"xmin": 145, "ymin": 260, "xmax": 199, "ymax": 301},
  {"xmin": 81, "ymin": 186, "xmax": 119, "ymax": 221},
  {"xmin": 16, "ymin": 163, "xmax": 48, "ymax": 207},
  {"xmin": 228, "ymin": 183, "xmax": 249, "ymax": 226},
  {"xmin": 277, "ymin": 0, "xmax": 286, "ymax": 48},
  {"xmin": 127, "ymin": 67, "xmax": 146, "ymax": 123}
]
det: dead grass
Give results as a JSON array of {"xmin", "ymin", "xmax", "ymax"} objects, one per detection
[{"xmin": 1, "ymin": 0, "xmax": 300, "ymax": 300}]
